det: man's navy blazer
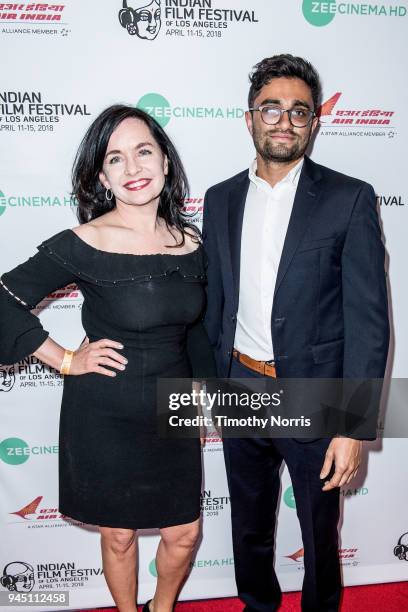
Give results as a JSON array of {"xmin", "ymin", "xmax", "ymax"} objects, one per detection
[{"xmin": 202, "ymin": 156, "xmax": 389, "ymax": 383}]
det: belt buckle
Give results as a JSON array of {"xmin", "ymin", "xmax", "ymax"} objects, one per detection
[{"xmin": 264, "ymin": 359, "xmax": 276, "ymax": 378}]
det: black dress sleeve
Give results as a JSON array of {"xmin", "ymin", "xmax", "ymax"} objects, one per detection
[{"xmin": 0, "ymin": 247, "xmax": 76, "ymax": 365}]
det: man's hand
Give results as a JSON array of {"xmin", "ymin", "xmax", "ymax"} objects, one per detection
[
  {"xmin": 192, "ymin": 380, "xmax": 206, "ymax": 447},
  {"xmin": 320, "ymin": 438, "xmax": 362, "ymax": 491}
]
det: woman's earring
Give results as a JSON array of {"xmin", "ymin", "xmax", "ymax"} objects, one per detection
[{"xmin": 105, "ymin": 188, "xmax": 113, "ymax": 201}]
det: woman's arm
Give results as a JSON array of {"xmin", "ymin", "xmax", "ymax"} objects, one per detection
[{"xmin": 0, "ymin": 248, "xmax": 126, "ymax": 375}]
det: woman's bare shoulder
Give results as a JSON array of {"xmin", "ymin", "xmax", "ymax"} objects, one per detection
[
  {"xmin": 183, "ymin": 227, "xmax": 201, "ymax": 252},
  {"xmin": 71, "ymin": 214, "xmax": 114, "ymax": 248}
]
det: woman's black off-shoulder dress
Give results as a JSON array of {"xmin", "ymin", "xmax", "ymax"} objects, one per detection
[{"xmin": 0, "ymin": 229, "xmax": 214, "ymax": 529}]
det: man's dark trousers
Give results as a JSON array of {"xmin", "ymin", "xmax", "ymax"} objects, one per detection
[{"xmin": 224, "ymin": 358, "xmax": 341, "ymax": 612}]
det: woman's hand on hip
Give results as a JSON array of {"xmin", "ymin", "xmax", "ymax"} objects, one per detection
[{"xmin": 70, "ymin": 338, "xmax": 127, "ymax": 376}]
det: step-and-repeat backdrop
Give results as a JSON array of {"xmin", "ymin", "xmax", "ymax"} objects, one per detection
[{"xmin": 1, "ymin": 1, "xmax": 407, "ymax": 609}]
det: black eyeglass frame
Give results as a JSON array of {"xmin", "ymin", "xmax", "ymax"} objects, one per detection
[{"xmin": 248, "ymin": 105, "xmax": 317, "ymax": 127}]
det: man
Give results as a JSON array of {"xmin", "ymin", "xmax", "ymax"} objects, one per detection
[{"xmin": 203, "ymin": 55, "xmax": 389, "ymax": 611}]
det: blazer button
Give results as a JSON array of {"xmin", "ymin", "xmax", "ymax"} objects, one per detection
[
  {"xmin": 231, "ymin": 315, "xmax": 236, "ymax": 323},
  {"xmin": 227, "ymin": 350, "xmax": 231, "ymax": 357}
]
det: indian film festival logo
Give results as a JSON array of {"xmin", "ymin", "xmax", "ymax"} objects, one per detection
[
  {"xmin": 0, "ymin": 560, "xmax": 103, "ymax": 591},
  {"xmin": 0, "ymin": 364, "xmax": 16, "ymax": 392},
  {"xmin": 394, "ymin": 532, "xmax": 408, "ymax": 561},
  {"xmin": 118, "ymin": 0, "xmax": 161, "ymax": 39},
  {"xmin": 200, "ymin": 489, "xmax": 230, "ymax": 518},
  {"xmin": 0, "ymin": 562, "xmax": 34, "ymax": 592},
  {"xmin": 0, "ymin": 91, "xmax": 91, "ymax": 134},
  {"xmin": 0, "ymin": 356, "xmax": 64, "ymax": 392},
  {"xmin": 118, "ymin": 0, "xmax": 259, "ymax": 41}
]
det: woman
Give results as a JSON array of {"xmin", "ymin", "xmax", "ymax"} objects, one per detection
[{"xmin": 0, "ymin": 105, "xmax": 214, "ymax": 612}]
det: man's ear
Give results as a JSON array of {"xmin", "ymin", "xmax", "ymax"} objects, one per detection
[
  {"xmin": 310, "ymin": 115, "xmax": 319, "ymax": 137},
  {"xmin": 99, "ymin": 170, "xmax": 110, "ymax": 190},
  {"xmin": 245, "ymin": 110, "xmax": 254, "ymax": 137}
]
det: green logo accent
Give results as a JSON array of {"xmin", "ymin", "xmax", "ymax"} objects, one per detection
[
  {"xmin": 284, "ymin": 486, "xmax": 296, "ymax": 509},
  {"xmin": 303, "ymin": 0, "xmax": 336, "ymax": 26},
  {"xmin": 137, "ymin": 93, "xmax": 171, "ymax": 128},
  {"xmin": 0, "ymin": 191, "xmax": 6, "ymax": 217},
  {"xmin": 149, "ymin": 559, "xmax": 158, "ymax": 577},
  {"xmin": 0, "ymin": 437, "xmax": 29, "ymax": 465}
]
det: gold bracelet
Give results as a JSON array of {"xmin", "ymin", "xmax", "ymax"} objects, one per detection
[{"xmin": 60, "ymin": 350, "xmax": 74, "ymax": 375}]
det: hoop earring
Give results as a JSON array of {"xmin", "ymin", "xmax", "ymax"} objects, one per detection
[{"xmin": 105, "ymin": 188, "xmax": 113, "ymax": 201}]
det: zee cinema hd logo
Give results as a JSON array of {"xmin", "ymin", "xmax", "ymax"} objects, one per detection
[
  {"xmin": 136, "ymin": 92, "xmax": 243, "ymax": 127},
  {"xmin": 0, "ymin": 189, "xmax": 76, "ymax": 219},
  {"xmin": 303, "ymin": 0, "xmax": 407, "ymax": 26},
  {"xmin": 0, "ymin": 438, "xmax": 58, "ymax": 465}
]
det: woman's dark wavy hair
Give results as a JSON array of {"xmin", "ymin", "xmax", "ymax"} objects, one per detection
[
  {"xmin": 72, "ymin": 104, "xmax": 198, "ymax": 246},
  {"xmin": 248, "ymin": 54, "xmax": 322, "ymax": 112}
]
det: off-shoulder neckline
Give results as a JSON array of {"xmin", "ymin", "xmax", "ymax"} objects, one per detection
[{"xmin": 67, "ymin": 229, "xmax": 202, "ymax": 258}]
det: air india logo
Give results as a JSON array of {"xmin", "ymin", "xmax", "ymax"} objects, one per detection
[
  {"xmin": 11, "ymin": 497, "xmax": 43, "ymax": 520},
  {"xmin": 318, "ymin": 92, "xmax": 394, "ymax": 126},
  {"xmin": 285, "ymin": 548, "xmax": 304, "ymax": 562},
  {"xmin": 318, "ymin": 92, "xmax": 397, "ymax": 138},
  {"xmin": 284, "ymin": 547, "xmax": 359, "ymax": 565}
]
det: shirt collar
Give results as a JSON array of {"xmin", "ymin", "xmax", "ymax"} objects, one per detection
[{"xmin": 248, "ymin": 157, "xmax": 304, "ymax": 190}]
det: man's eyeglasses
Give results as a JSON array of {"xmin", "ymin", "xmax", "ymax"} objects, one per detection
[{"xmin": 248, "ymin": 105, "xmax": 316, "ymax": 128}]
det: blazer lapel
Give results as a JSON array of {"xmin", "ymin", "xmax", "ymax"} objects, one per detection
[
  {"xmin": 274, "ymin": 156, "xmax": 323, "ymax": 297},
  {"xmin": 228, "ymin": 173, "xmax": 250, "ymax": 309}
]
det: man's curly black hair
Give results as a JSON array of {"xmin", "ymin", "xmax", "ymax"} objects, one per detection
[{"xmin": 248, "ymin": 54, "xmax": 322, "ymax": 112}]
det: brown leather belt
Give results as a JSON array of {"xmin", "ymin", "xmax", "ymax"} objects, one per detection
[{"xmin": 233, "ymin": 349, "xmax": 277, "ymax": 378}]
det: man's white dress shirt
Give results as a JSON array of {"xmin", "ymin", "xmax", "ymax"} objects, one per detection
[{"xmin": 234, "ymin": 158, "xmax": 303, "ymax": 361}]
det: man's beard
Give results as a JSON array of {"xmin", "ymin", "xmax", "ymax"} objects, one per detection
[{"xmin": 253, "ymin": 127, "xmax": 311, "ymax": 164}]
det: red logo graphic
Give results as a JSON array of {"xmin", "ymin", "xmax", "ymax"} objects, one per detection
[
  {"xmin": 318, "ymin": 93, "xmax": 394, "ymax": 126},
  {"xmin": 204, "ymin": 431, "xmax": 222, "ymax": 444},
  {"xmin": 339, "ymin": 548, "xmax": 358, "ymax": 559},
  {"xmin": 318, "ymin": 92, "xmax": 342, "ymax": 119},
  {"xmin": 285, "ymin": 547, "xmax": 358, "ymax": 563},
  {"xmin": 285, "ymin": 547, "xmax": 304, "ymax": 562},
  {"xmin": 0, "ymin": 3, "xmax": 65, "ymax": 22},
  {"xmin": 10, "ymin": 496, "xmax": 72, "ymax": 521},
  {"xmin": 45, "ymin": 283, "xmax": 80, "ymax": 300},
  {"xmin": 182, "ymin": 198, "xmax": 203, "ymax": 216},
  {"xmin": 10, "ymin": 496, "xmax": 42, "ymax": 519}
]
